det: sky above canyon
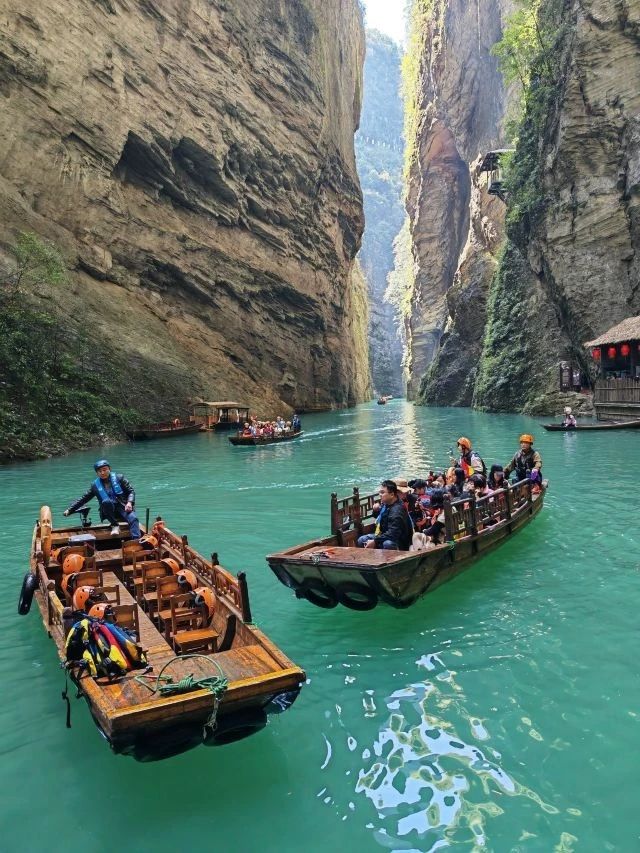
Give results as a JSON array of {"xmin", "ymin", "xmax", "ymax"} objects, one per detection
[{"xmin": 362, "ymin": 0, "xmax": 406, "ymax": 45}]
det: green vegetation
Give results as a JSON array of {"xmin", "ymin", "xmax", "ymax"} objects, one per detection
[
  {"xmin": 0, "ymin": 233, "xmax": 140, "ymax": 462},
  {"xmin": 475, "ymin": 0, "xmax": 570, "ymax": 411}
]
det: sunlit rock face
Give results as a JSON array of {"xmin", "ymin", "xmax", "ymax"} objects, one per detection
[
  {"xmin": 476, "ymin": 0, "xmax": 640, "ymax": 413},
  {"xmin": 405, "ymin": 0, "xmax": 514, "ymax": 400},
  {"xmin": 0, "ymin": 0, "xmax": 370, "ymax": 414}
]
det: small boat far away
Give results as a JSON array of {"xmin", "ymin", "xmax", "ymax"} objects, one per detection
[
  {"xmin": 20, "ymin": 508, "xmax": 304, "ymax": 760},
  {"xmin": 542, "ymin": 419, "xmax": 640, "ymax": 431},
  {"xmin": 126, "ymin": 420, "xmax": 203, "ymax": 440},
  {"xmin": 229, "ymin": 430, "xmax": 303, "ymax": 446},
  {"xmin": 267, "ymin": 479, "xmax": 546, "ymax": 611}
]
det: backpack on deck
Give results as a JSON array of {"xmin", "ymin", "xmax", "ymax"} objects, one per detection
[{"xmin": 65, "ymin": 617, "xmax": 147, "ymax": 678}]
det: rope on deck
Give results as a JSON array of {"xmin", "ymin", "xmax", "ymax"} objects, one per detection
[{"xmin": 135, "ymin": 654, "xmax": 228, "ymax": 736}]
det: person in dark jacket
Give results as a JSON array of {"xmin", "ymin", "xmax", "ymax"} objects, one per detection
[
  {"xmin": 357, "ymin": 480, "xmax": 413, "ymax": 551},
  {"xmin": 63, "ymin": 459, "xmax": 141, "ymax": 539}
]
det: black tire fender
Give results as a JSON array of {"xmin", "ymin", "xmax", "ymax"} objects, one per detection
[
  {"xmin": 335, "ymin": 581, "xmax": 378, "ymax": 611},
  {"xmin": 18, "ymin": 571, "xmax": 38, "ymax": 615},
  {"xmin": 297, "ymin": 577, "xmax": 338, "ymax": 609}
]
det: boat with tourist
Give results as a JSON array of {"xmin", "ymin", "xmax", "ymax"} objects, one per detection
[
  {"xmin": 267, "ymin": 478, "xmax": 547, "ymax": 611},
  {"xmin": 125, "ymin": 419, "xmax": 203, "ymax": 440},
  {"xmin": 19, "ymin": 507, "xmax": 305, "ymax": 759},
  {"xmin": 542, "ymin": 419, "xmax": 640, "ymax": 431},
  {"xmin": 229, "ymin": 429, "xmax": 303, "ymax": 446},
  {"xmin": 190, "ymin": 401, "xmax": 250, "ymax": 431}
]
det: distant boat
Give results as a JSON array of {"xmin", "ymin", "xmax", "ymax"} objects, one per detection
[
  {"xmin": 126, "ymin": 421, "xmax": 203, "ymax": 440},
  {"xmin": 542, "ymin": 419, "xmax": 640, "ymax": 431},
  {"xmin": 376, "ymin": 395, "xmax": 393, "ymax": 405},
  {"xmin": 229, "ymin": 430, "xmax": 303, "ymax": 446}
]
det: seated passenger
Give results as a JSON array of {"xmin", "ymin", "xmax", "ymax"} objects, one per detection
[
  {"xmin": 562, "ymin": 406, "xmax": 577, "ymax": 428},
  {"xmin": 488, "ymin": 464, "xmax": 506, "ymax": 490},
  {"xmin": 504, "ymin": 434, "xmax": 542, "ymax": 490},
  {"xmin": 451, "ymin": 436, "xmax": 486, "ymax": 478},
  {"xmin": 357, "ymin": 480, "xmax": 413, "ymax": 551},
  {"xmin": 420, "ymin": 489, "xmax": 446, "ymax": 545}
]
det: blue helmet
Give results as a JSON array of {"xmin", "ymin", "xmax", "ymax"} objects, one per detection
[{"xmin": 94, "ymin": 459, "xmax": 110, "ymax": 471}]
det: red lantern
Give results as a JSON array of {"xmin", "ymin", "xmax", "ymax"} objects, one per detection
[
  {"xmin": 607, "ymin": 346, "xmax": 617, "ymax": 359},
  {"xmin": 592, "ymin": 347, "xmax": 601, "ymax": 360},
  {"xmin": 621, "ymin": 343, "xmax": 631, "ymax": 357}
]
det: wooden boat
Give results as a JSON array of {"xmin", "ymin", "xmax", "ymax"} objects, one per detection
[
  {"xmin": 267, "ymin": 479, "xmax": 547, "ymax": 611},
  {"xmin": 542, "ymin": 419, "xmax": 640, "ymax": 431},
  {"xmin": 376, "ymin": 397, "xmax": 387, "ymax": 405},
  {"xmin": 125, "ymin": 421, "xmax": 203, "ymax": 440},
  {"xmin": 22, "ymin": 508, "xmax": 305, "ymax": 760},
  {"xmin": 229, "ymin": 430, "xmax": 303, "ymax": 446},
  {"xmin": 191, "ymin": 401, "xmax": 250, "ymax": 431}
]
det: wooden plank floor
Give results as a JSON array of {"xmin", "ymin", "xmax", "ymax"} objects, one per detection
[
  {"xmin": 95, "ymin": 573, "xmax": 283, "ymax": 712},
  {"xmin": 295, "ymin": 545, "xmax": 405, "ymax": 565}
]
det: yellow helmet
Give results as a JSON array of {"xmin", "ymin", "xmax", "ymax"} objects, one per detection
[{"xmin": 519, "ymin": 434, "xmax": 534, "ymax": 444}]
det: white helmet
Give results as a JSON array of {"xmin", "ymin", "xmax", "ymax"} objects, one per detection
[{"xmin": 564, "ymin": 406, "xmax": 572, "ymax": 414}]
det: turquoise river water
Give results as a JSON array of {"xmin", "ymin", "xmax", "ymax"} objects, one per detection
[{"xmin": 1, "ymin": 401, "xmax": 638, "ymax": 852}]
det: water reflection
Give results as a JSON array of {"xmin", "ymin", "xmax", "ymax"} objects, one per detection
[{"xmin": 355, "ymin": 653, "xmax": 559, "ymax": 851}]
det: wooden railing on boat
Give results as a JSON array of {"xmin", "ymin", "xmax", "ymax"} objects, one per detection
[
  {"xmin": 152, "ymin": 521, "xmax": 252, "ymax": 622},
  {"xmin": 330, "ymin": 480, "xmax": 534, "ymax": 542}
]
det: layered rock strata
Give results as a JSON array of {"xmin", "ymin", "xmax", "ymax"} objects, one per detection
[
  {"xmin": 0, "ymin": 0, "xmax": 370, "ymax": 417},
  {"xmin": 475, "ymin": 0, "xmax": 640, "ymax": 412},
  {"xmin": 405, "ymin": 0, "xmax": 514, "ymax": 400}
]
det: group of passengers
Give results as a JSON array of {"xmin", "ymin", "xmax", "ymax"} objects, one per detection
[
  {"xmin": 357, "ymin": 434, "xmax": 543, "ymax": 552},
  {"xmin": 240, "ymin": 414, "xmax": 301, "ymax": 437}
]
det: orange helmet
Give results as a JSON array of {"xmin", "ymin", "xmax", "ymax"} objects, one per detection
[
  {"xmin": 194, "ymin": 587, "xmax": 215, "ymax": 617},
  {"xmin": 138, "ymin": 534, "xmax": 158, "ymax": 551},
  {"xmin": 62, "ymin": 552, "xmax": 85, "ymax": 575},
  {"xmin": 457, "ymin": 436, "xmax": 472, "ymax": 450},
  {"xmin": 61, "ymin": 573, "xmax": 78, "ymax": 597},
  {"xmin": 161, "ymin": 557, "xmax": 181, "ymax": 575},
  {"xmin": 72, "ymin": 585, "xmax": 96, "ymax": 612},
  {"xmin": 177, "ymin": 569, "xmax": 198, "ymax": 591},
  {"xmin": 519, "ymin": 434, "xmax": 534, "ymax": 444},
  {"xmin": 52, "ymin": 546, "xmax": 67, "ymax": 565},
  {"xmin": 88, "ymin": 602, "xmax": 114, "ymax": 620}
]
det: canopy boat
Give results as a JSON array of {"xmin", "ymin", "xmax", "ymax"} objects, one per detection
[
  {"xmin": 125, "ymin": 420, "xmax": 203, "ymax": 440},
  {"xmin": 267, "ymin": 479, "xmax": 547, "ymax": 611},
  {"xmin": 376, "ymin": 397, "xmax": 387, "ymax": 405},
  {"xmin": 191, "ymin": 401, "xmax": 250, "ymax": 431},
  {"xmin": 229, "ymin": 430, "xmax": 303, "ymax": 446},
  {"xmin": 21, "ymin": 508, "xmax": 304, "ymax": 759},
  {"xmin": 542, "ymin": 419, "xmax": 640, "ymax": 431}
]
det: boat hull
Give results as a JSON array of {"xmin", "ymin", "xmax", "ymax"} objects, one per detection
[
  {"xmin": 267, "ymin": 485, "xmax": 546, "ymax": 610},
  {"xmin": 229, "ymin": 431, "xmax": 303, "ymax": 446},
  {"xmin": 542, "ymin": 419, "xmax": 640, "ymax": 431},
  {"xmin": 126, "ymin": 423, "xmax": 203, "ymax": 440}
]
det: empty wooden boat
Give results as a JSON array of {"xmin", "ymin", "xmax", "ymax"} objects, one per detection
[
  {"xmin": 267, "ymin": 480, "xmax": 547, "ymax": 611},
  {"xmin": 125, "ymin": 420, "xmax": 203, "ymax": 440},
  {"xmin": 21, "ymin": 508, "xmax": 305, "ymax": 760}
]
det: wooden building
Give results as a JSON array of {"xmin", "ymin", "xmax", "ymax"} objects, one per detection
[
  {"xmin": 478, "ymin": 149, "xmax": 514, "ymax": 202},
  {"xmin": 190, "ymin": 401, "xmax": 250, "ymax": 431},
  {"xmin": 585, "ymin": 316, "xmax": 640, "ymax": 421}
]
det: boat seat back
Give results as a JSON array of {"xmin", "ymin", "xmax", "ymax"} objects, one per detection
[
  {"xmin": 64, "ymin": 570, "xmax": 104, "ymax": 604},
  {"xmin": 111, "ymin": 604, "xmax": 141, "ymax": 642},
  {"xmin": 92, "ymin": 585, "xmax": 121, "ymax": 605},
  {"xmin": 156, "ymin": 575, "xmax": 182, "ymax": 613}
]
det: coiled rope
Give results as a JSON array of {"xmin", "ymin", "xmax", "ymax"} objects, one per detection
[{"xmin": 135, "ymin": 654, "xmax": 228, "ymax": 735}]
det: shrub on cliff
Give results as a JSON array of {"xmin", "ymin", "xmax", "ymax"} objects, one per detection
[{"xmin": 0, "ymin": 233, "xmax": 139, "ymax": 462}]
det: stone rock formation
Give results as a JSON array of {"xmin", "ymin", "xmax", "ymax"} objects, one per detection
[
  {"xmin": 0, "ymin": 0, "xmax": 370, "ymax": 418},
  {"xmin": 405, "ymin": 0, "xmax": 515, "ymax": 400},
  {"xmin": 475, "ymin": 0, "xmax": 640, "ymax": 412}
]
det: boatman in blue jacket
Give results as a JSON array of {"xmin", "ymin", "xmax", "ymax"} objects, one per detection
[{"xmin": 63, "ymin": 459, "xmax": 141, "ymax": 539}]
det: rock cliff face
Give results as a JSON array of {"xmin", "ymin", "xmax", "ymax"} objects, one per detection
[
  {"xmin": 405, "ymin": 0, "xmax": 514, "ymax": 400},
  {"xmin": 0, "ymin": 0, "xmax": 370, "ymax": 417},
  {"xmin": 475, "ymin": 0, "xmax": 640, "ymax": 412}
]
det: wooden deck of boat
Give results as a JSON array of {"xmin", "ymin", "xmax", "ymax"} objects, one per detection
[
  {"xmin": 293, "ymin": 545, "xmax": 409, "ymax": 565},
  {"xmin": 92, "ymin": 572, "xmax": 289, "ymax": 714}
]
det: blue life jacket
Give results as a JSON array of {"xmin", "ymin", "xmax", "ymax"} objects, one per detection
[{"xmin": 94, "ymin": 473, "xmax": 123, "ymax": 504}]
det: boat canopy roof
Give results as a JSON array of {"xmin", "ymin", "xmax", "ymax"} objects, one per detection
[
  {"xmin": 194, "ymin": 401, "xmax": 247, "ymax": 409},
  {"xmin": 584, "ymin": 315, "xmax": 640, "ymax": 347}
]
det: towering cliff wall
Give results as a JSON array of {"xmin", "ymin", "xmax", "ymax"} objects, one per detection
[
  {"xmin": 355, "ymin": 30, "xmax": 405, "ymax": 396},
  {"xmin": 404, "ymin": 0, "xmax": 514, "ymax": 400},
  {"xmin": 475, "ymin": 0, "xmax": 640, "ymax": 412},
  {"xmin": 0, "ymin": 0, "xmax": 370, "ymax": 437}
]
